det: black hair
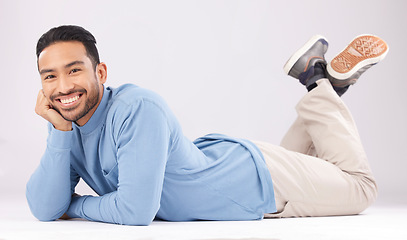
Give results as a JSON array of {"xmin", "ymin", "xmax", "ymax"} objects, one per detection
[{"xmin": 36, "ymin": 25, "xmax": 100, "ymax": 68}]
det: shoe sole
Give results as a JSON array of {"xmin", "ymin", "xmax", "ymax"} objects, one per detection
[
  {"xmin": 283, "ymin": 35, "xmax": 328, "ymax": 75},
  {"xmin": 327, "ymin": 34, "xmax": 389, "ymax": 80}
]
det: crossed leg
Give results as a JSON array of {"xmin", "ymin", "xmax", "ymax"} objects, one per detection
[{"xmin": 253, "ymin": 78, "xmax": 377, "ymax": 217}]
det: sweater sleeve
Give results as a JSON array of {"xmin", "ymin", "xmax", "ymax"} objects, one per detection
[
  {"xmin": 26, "ymin": 123, "xmax": 79, "ymax": 221},
  {"xmin": 66, "ymin": 99, "xmax": 170, "ymax": 225}
]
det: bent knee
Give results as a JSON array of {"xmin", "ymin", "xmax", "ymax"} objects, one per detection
[{"xmin": 347, "ymin": 174, "xmax": 378, "ymax": 215}]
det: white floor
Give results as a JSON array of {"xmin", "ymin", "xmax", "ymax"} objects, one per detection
[{"xmin": 1, "ymin": 197, "xmax": 406, "ymax": 240}]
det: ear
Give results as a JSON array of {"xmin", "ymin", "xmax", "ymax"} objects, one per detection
[{"xmin": 96, "ymin": 62, "xmax": 107, "ymax": 85}]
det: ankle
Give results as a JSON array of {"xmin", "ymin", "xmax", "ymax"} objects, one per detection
[
  {"xmin": 333, "ymin": 85, "xmax": 350, "ymax": 97},
  {"xmin": 306, "ymin": 82, "xmax": 318, "ymax": 92},
  {"xmin": 304, "ymin": 62, "xmax": 326, "ymax": 89}
]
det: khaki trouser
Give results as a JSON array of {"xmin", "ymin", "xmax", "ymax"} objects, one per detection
[{"xmin": 253, "ymin": 78, "xmax": 377, "ymax": 218}]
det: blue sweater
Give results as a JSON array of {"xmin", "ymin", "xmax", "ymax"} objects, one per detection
[{"xmin": 26, "ymin": 84, "xmax": 276, "ymax": 225}]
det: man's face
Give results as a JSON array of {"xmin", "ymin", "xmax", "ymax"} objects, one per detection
[{"xmin": 38, "ymin": 41, "xmax": 106, "ymax": 126}]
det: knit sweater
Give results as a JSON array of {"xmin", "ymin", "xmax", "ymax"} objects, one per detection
[{"xmin": 26, "ymin": 84, "xmax": 276, "ymax": 225}]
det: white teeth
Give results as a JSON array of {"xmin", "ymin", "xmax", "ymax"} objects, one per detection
[{"xmin": 60, "ymin": 95, "xmax": 79, "ymax": 104}]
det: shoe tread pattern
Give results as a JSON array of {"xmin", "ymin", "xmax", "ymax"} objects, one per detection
[{"xmin": 331, "ymin": 35, "xmax": 388, "ymax": 73}]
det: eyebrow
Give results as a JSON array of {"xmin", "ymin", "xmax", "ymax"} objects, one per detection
[{"xmin": 39, "ymin": 60, "xmax": 85, "ymax": 75}]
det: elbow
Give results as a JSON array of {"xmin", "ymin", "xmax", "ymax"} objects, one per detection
[
  {"xmin": 26, "ymin": 192, "xmax": 66, "ymax": 222},
  {"xmin": 119, "ymin": 213, "xmax": 154, "ymax": 226},
  {"xmin": 36, "ymin": 215, "xmax": 58, "ymax": 222},
  {"xmin": 117, "ymin": 206, "xmax": 156, "ymax": 226},
  {"xmin": 114, "ymin": 197, "xmax": 158, "ymax": 225},
  {"xmin": 124, "ymin": 219, "xmax": 153, "ymax": 226},
  {"xmin": 30, "ymin": 208, "xmax": 61, "ymax": 222},
  {"xmin": 29, "ymin": 204, "xmax": 66, "ymax": 222}
]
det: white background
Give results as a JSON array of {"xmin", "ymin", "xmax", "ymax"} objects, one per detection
[{"xmin": 0, "ymin": 0, "xmax": 406, "ymax": 206}]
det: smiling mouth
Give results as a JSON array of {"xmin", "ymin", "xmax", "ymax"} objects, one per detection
[
  {"xmin": 60, "ymin": 95, "xmax": 80, "ymax": 104},
  {"xmin": 55, "ymin": 93, "xmax": 83, "ymax": 108}
]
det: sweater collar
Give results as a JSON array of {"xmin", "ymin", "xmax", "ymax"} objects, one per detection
[{"xmin": 75, "ymin": 86, "xmax": 109, "ymax": 134}]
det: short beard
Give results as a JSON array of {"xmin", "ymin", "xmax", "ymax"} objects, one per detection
[{"xmin": 50, "ymin": 82, "xmax": 100, "ymax": 123}]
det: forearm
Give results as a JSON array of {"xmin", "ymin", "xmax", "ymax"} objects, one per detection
[
  {"xmin": 66, "ymin": 191, "xmax": 158, "ymax": 225},
  {"xmin": 26, "ymin": 127, "xmax": 73, "ymax": 221}
]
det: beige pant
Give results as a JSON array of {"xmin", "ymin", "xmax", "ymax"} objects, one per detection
[{"xmin": 253, "ymin": 79, "xmax": 377, "ymax": 218}]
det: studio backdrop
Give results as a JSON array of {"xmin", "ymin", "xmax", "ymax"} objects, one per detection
[{"xmin": 0, "ymin": 0, "xmax": 406, "ymax": 205}]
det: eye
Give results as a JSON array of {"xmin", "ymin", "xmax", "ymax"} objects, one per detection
[
  {"xmin": 44, "ymin": 74, "xmax": 56, "ymax": 80},
  {"xmin": 69, "ymin": 68, "xmax": 81, "ymax": 74}
]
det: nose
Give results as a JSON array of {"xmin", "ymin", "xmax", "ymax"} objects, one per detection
[{"xmin": 56, "ymin": 75, "xmax": 74, "ymax": 94}]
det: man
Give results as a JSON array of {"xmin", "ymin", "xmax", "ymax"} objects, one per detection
[{"xmin": 27, "ymin": 25, "xmax": 388, "ymax": 225}]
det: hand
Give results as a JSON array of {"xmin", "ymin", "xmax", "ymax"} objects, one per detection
[
  {"xmin": 59, "ymin": 213, "xmax": 71, "ymax": 220},
  {"xmin": 35, "ymin": 90, "xmax": 72, "ymax": 131},
  {"xmin": 58, "ymin": 193, "xmax": 82, "ymax": 220}
]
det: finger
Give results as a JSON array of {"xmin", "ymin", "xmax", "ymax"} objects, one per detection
[{"xmin": 35, "ymin": 90, "xmax": 52, "ymax": 115}]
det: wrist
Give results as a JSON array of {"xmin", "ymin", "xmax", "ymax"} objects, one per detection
[
  {"xmin": 47, "ymin": 124, "xmax": 74, "ymax": 149},
  {"xmin": 54, "ymin": 124, "xmax": 73, "ymax": 131},
  {"xmin": 53, "ymin": 122, "xmax": 73, "ymax": 131},
  {"xmin": 66, "ymin": 195, "xmax": 88, "ymax": 219}
]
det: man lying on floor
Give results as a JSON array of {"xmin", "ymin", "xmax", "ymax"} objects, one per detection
[{"xmin": 27, "ymin": 25, "xmax": 388, "ymax": 225}]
